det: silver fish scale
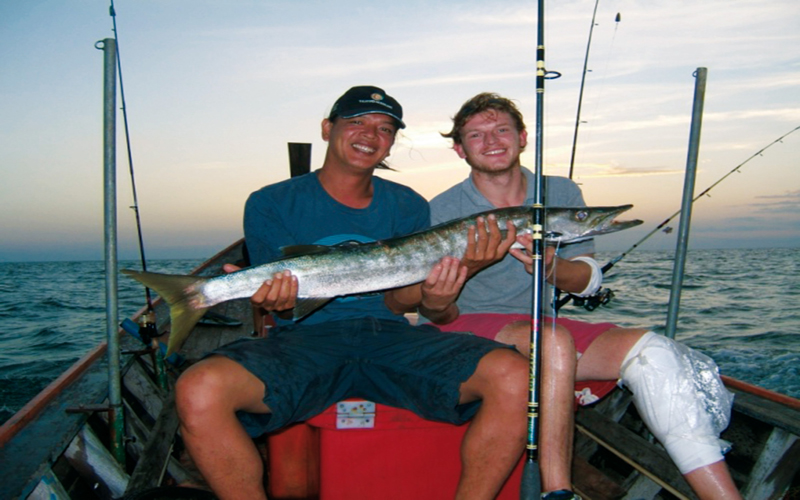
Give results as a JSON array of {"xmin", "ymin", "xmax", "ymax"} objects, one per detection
[{"xmin": 195, "ymin": 205, "xmax": 637, "ymax": 308}]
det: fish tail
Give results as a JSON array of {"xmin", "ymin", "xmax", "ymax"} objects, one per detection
[{"xmin": 121, "ymin": 269, "xmax": 209, "ymax": 356}]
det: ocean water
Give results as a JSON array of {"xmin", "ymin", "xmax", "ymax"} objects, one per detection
[
  {"xmin": 0, "ymin": 259, "xmax": 203, "ymax": 426},
  {"xmin": 1, "ymin": 248, "xmax": 798, "ymax": 426}
]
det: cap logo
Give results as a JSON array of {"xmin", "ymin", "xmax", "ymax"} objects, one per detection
[
  {"xmin": 371, "ymin": 93, "xmax": 383, "ymax": 101},
  {"xmin": 358, "ymin": 98, "xmax": 392, "ymax": 110}
]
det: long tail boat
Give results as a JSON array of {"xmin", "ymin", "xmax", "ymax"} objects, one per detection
[{"xmin": 2, "ymin": 20, "xmax": 798, "ymax": 500}]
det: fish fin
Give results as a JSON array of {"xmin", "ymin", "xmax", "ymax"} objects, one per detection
[
  {"xmin": 292, "ymin": 297, "xmax": 333, "ymax": 320},
  {"xmin": 120, "ymin": 269, "xmax": 209, "ymax": 356},
  {"xmin": 165, "ymin": 304, "xmax": 209, "ymax": 357},
  {"xmin": 279, "ymin": 244, "xmax": 332, "ymax": 257},
  {"xmin": 280, "ymin": 240, "xmax": 362, "ymax": 257}
]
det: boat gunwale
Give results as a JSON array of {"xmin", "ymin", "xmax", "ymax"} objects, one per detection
[
  {"xmin": 721, "ymin": 375, "xmax": 800, "ymax": 411},
  {"xmin": 0, "ymin": 343, "xmax": 109, "ymax": 447}
]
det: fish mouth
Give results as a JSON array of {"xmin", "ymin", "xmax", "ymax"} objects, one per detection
[
  {"xmin": 544, "ymin": 205, "xmax": 643, "ymax": 242},
  {"xmin": 583, "ymin": 205, "xmax": 643, "ymax": 237}
]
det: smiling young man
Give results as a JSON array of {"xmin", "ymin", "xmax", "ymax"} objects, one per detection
[
  {"xmin": 420, "ymin": 92, "xmax": 742, "ymax": 500},
  {"xmin": 174, "ymin": 87, "xmax": 529, "ymax": 500}
]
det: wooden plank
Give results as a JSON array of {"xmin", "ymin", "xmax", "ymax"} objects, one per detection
[
  {"xmin": 63, "ymin": 426, "xmax": 129, "ymax": 499},
  {"xmin": 740, "ymin": 428, "xmax": 800, "ymax": 500},
  {"xmin": 729, "ymin": 387, "xmax": 800, "ymax": 436},
  {"xmin": 571, "ymin": 454, "xmax": 627, "ymax": 500},
  {"xmin": 0, "ymin": 350, "xmax": 125, "ymax": 500},
  {"xmin": 125, "ymin": 394, "xmax": 197, "ymax": 487},
  {"xmin": 27, "ymin": 469, "xmax": 71, "ymax": 500},
  {"xmin": 123, "ymin": 359, "xmax": 166, "ymax": 422},
  {"xmin": 574, "ymin": 389, "xmax": 632, "ymax": 458},
  {"xmin": 621, "ymin": 474, "xmax": 663, "ymax": 500},
  {"xmin": 575, "ymin": 407, "xmax": 697, "ymax": 500},
  {"xmin": 125, "ymin": 391, "xmax": 181, "ymax": 495}
]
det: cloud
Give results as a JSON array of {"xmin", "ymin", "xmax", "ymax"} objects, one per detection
[
  {"xmin": 566, "ymin": 162, "xmax": 683, "ymax": 178},
  {"xmin": 751, "ymin": 190, "xmax": 800, "ymax": 217},
  {"xmin": 2, "ymin": 0, "xmax": 799, "ymax": 261}
]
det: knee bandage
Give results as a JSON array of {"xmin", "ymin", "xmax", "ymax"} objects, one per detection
[{"xmin": 620, "ymin": 332, "xmax": 734, "ymax": 474}]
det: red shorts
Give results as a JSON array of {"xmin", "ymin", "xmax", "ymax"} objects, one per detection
[{"xmin": 436, "ymin": 313, "xmax": 619, "ymax": 406}]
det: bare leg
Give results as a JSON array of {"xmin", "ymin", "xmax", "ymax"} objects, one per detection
[
  {"xmin": 575, "ymin": 327, "xmax": 645, "ymax": 380},
  {"xmin": 496, "ymin": 321, "xmax": 576, "ymax": 493},
  {"xmin": 252, "ymin": 306, "xmax": 266, "ymax": 337},
  {"xmin": 578, "ymin": 328, "xmax": 742, "ymax": 500},
  {"xmin": 175, "ymin": 355, "xmax": 272, "ymax": 500},
  {"xmin": 455, "ymin": 348, "xmax": 529, "ymax": 500},
  {"xmin": 684, "ymin": 460, "xmax": 742, "ymax": 500}
]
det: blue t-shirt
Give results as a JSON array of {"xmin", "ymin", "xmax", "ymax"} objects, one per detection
[
  {"xmin": 244, "ymin": 172, "xmax": 430, "ymax": 325},
  {"xmin": 427, "ymin": 168, "xmax": 594, "ymax": 318}
]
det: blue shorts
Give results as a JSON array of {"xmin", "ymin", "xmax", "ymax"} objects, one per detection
[{"xmin": 212, "ymin": 317, "xmax": 513, "ymax": 437}]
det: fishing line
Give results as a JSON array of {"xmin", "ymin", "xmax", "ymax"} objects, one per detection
[
  {"xmin": 602, "ymin": 125, "xmax": 800, "ymax": 272},
  {"xmin": 568, "ymin": 0, "xmax": 600, "ymax": 180},
  {"xmin": 579, "ymin": 11, "xmax": 621, "ymax": 158},
  {"xmin": 109, "ymin": 2, "xmax": 159, "ymax": 340},
  {"xmin": 556, "ymin": 125, "xmax": 800, "ymax": 312},
  {"xmin": 569, "ymin": 4, "xmax": 622, "ymax": 179},
  {"xmin": 590, "ymin": 12, "xmax": 621, "ymax": 112}
]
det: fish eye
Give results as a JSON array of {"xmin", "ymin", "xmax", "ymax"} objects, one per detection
[{"xmin": 575, "ymin": 210, "xmax": 589, "ymax": 222}]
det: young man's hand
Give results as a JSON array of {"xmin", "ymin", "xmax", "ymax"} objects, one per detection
[{"xmin": 461, "ymin": 214, "xmax": 517, "ymax": 277}]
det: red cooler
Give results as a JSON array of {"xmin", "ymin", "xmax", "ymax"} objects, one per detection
[{"xmin": 283, "ymin": 400, "xmax": 525, "ymax": 499}]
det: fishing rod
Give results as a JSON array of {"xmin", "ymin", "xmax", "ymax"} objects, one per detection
[
  {"xmin": 568, "ymin": 4, "xmax": 621, "ymax": 180},
  {"xmin": 602, "ymin": 124, "xmax": 800, "ymax": 273},
  {"xmin": 521, "ymin": 0, "xmax": 561, "ymax": 496},
  {"xmin": 555, "ymin": 125, "xmax": 800, "ymax": 312},
  {"xmin": 568, "ymin": 0, "xmax": 599, "ymax": 180},
  {"xmin": 108, "ymin": 3, "xmax": 155, "ymax": 318},
  {"xmin": 109, "ymin": 2, "xmax": 168, "ymax": 389}
]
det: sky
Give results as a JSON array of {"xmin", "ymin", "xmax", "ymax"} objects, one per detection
[{"xmin": 1, "ymin": 0, "xmax": 798, "ymax": 262}]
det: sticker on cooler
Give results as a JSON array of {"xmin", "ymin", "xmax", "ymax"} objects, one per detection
[{"xmin": 336, "ymin": 401, "xmax": 376, "ymax": 429}]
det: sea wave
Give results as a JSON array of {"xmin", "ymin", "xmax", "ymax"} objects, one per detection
[{"xmin": 0, "ymin": 250, "xmax": 798, "ymax": 427}]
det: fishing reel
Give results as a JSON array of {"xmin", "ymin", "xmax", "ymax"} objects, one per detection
[
  {"xmin": 137, "ymin": 310, "xmax": 159, "ymax": 345},
  {"xmin": 555, "ymin": 287, "xmax": 615, "ymax": 312},
  {"xmin": 573, "ymin": 287, "xmax": 615, "ymax": 311}
]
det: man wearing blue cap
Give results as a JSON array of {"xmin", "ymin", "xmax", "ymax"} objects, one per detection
[{"xmin": 175, "ymin": 86, "xmax": 529, "ymax": 500}]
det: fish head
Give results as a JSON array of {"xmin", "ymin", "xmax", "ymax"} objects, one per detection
[{"xmin": 545, "ymin": 205, "xmax": 643, "ymax": 244}]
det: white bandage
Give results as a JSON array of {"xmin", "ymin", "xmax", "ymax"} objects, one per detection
[
  {"xmin": 568, "ymin": 256, "xmax": 602, "ymax": 297},
  {"xmin": 620, "ymin": 332, "xmax": 734, "ymax": 474}
]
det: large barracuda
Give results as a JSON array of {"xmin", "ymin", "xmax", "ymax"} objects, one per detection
[{"xmin": 123, "ymin": 205, "xmax": 642, "ymax": 355}]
